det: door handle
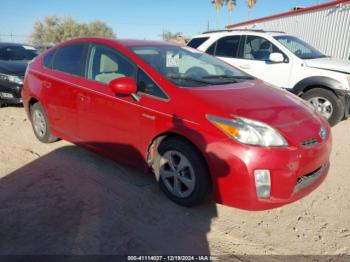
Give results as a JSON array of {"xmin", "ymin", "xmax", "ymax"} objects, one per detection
[
  {"xmin": 41, "ymin": 81, "xmax": 51, "ymax": 89},
  {"xmin": 239, "ymin": 64, "xmax": 251, "ymax": 69}
]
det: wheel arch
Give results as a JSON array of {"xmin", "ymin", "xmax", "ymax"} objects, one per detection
[
  {"xmin": 28, "ymin": 97, "xmax": 40, "ymax": 112},
  {"xmin": 292, "ymin": 76, "xmax": 344, "ymax": 97},
  {"xmin": 146, "ymin": 131, "xmax": 213, "ymax": 190}
]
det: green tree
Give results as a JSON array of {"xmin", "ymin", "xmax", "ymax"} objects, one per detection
[
  {"xmin": 29, "ymin": 16, "xmax": 116, "ymax": 46},
  {"xmin": 162, "ymin": 31, "xmax": 183, "ymax": 41}
]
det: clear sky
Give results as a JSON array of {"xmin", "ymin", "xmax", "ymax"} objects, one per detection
[{"xmin": 0, "ymin": 0, "xmax": 330, "ymax": 42}]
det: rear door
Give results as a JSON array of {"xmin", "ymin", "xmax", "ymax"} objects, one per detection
[{"xmin": 40, "ymin": 42, "xmax": 88, "ymax": 141}]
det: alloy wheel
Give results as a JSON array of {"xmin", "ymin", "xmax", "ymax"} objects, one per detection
[
  {"xmin": 308, "ymin": 96, "xmax": 333, "ymax": 119},
  {"xmin": 32, "ymin": 110, "xmax": 47, "ymax": 137},
  {"xmin": 159, "ymin": 150, "xmax": 196, "ymax": 198}
]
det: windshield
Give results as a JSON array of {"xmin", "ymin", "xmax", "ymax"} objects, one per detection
[
  {"xmin": 129, "ymin": 45, "xmax": 253, "ymax": 87},
  {"xmin": 274, "ymin": 35, "xmax": 326, "ymax": 59},
  {"xmin": 0, "ymin": 45, "xmax": 39, "ymax": 61}
]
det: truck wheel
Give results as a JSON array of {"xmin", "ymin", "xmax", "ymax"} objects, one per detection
[
  {"xmin": 30, "ymin": 102, "xmax": 58, "ymax": 143},
  {"xmin": 153, "ymin": 137, "xmax": 211, "ymax": 207},
  {"xmin": 302, "ymin": 88, "xmax": 344, "ymax": 126}
]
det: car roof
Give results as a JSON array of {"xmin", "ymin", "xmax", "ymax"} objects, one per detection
[
  {"xmin": 0, "ymin": 42, "xmax": 35, "ymax": 48},
  {"xmin": 117, "ymin": 39, "xmax": 178, "ymax": 47},
  {"xmin": 193, "ymin": 30, "xmax": 287, "ymax": 39},
  {"xmin": 64, "ymin": 37, "xmax": 179, "ymax": 48}
]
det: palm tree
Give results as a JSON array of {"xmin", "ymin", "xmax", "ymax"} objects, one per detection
[
  {"xmin": 247, "ymin": 0, "xmax": 257, "ymax": 19},
  {"xmin": 211, "ymin": 0, "xmax": 225, "ymax": 11},
  {"xmin": 211, "ymin": 0, "xmax": 225, "ymax": 29},
  {"xmin": 211, "ymin": 0, "xmax": 237, "ymax": 28},
  {"xmin": 247, "ymin": 0, "xmax": 257, "ymax": 9},
  {"xmin": 227, "ymin": 0, "xmax": 237, "ymax": 22}
]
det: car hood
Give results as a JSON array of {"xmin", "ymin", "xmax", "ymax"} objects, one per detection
[
  {"xmin": 305, "ymin": 57, "xmax": 350, "ymax": 74},
  {"xmin": 184, "ymin": 80, "xmax": 327, "ymax": 145},
  {"xmin": 186, "ymin": 80, "xmax": 316, "ymax": 126},
  {"xmin": 0, "ymin": 60, "xmax": 28, "ymax": 76}
]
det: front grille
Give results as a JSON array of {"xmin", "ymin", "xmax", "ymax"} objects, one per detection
[
  {"xmin": 294, "ymin": 164, "xmax": 326, "ymax": 193},
  {"xmin": 300, "ymin": 138, "xmax": 318, "ymax": 147}
]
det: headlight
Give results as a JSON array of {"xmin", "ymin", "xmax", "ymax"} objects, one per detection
[
  {"xmin": 0, "ymin": 73, "xmax": 24, "ymax": 85},
  {"xmin": 347, "ymin": 75, "xmax": 350, "ymax": 87},
  {"xmin": 207, "ymin": 115, "xmax": 288, "ymax": 147}
]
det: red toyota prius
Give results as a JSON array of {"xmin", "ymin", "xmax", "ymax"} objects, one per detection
[{"xmin": 22, "ymin": 38, "xmax": 332, "ymax": 210}]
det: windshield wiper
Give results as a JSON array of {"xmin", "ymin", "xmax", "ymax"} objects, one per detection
[
  {"xmin": 302, "ymin": 55, "xmax": 328, "ymax": 59},
  {"xmin": 167, "ymin": 75, "xmax": 212, "ymax": 85},
  {"xmin": 203, "ymin": 75, "xmax": 239, "ymax": 81},
  {"xmin": 203, "ymin": 75, "xmax": 254, "ymax": 82}
]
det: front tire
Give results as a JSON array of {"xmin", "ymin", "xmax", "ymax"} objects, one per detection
[
  {"xmin": 301, "ymin": 88, "xmax": 344, "ymax": 126},
  {"xmin": 31, "ymin": 102, "xmax": 58, "ymax": 143},
  {"xmin": 153, "ymin": 137, "xmax": 211, "ymax": 207}
]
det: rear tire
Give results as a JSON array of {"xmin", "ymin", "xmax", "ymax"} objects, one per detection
[
  {"xmin": 301, "ymin": 88, "xmax": 344, "ymax": 126},
  {"xmin": 30, "ymin": 102, "xmax": 58, "ymax": 143},
  {"xmin": 153, "ymin": 137, "xmax": 211, "ymax": 207}
]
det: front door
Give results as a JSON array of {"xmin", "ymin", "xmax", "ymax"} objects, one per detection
[
  {"xmin": 232, "ymin": 35, "xmax": 292, "ymax": 88},
  {"xmin": 77, "ymin": 43, "xmax": 145, "ymax": 170}
]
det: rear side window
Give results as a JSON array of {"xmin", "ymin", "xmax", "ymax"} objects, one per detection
[
  {"xmin": 215, "ymin": 36, "xmax": 241, "ymax": 58},
  {"xmin": 43, "ymin": 50, "xmax": 56, "ymax": 69},
  {"xmin": 187, "ymin": 37, "xmax": 209, "ymax": 49},
  {"xmin": 53, "ymin": 43, "xmax": 87, "ymax": 76}
]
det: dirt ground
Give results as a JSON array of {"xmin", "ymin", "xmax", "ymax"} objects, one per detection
[{"xmin": 0, "ymin": 106, "xmax": 349, "ymax": 257}]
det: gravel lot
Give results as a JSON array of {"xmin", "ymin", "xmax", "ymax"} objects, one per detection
[{"xmin": 0, "ymin": 106, "xmax": 349, "ymax": 257}]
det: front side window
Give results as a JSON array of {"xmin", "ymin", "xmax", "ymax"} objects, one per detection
[
  {"xmin": 137, "ymin": 69, "xmax": 167, "ymax": 99},
  {"xmin": 130, "ymin": 45, "xmax": 253, "ymax": 88},
  {"xmin": 87, "ymin": 44, "xmax": 135, "ymax": 84},
  {"xmin": 0, "ymin": 45, "xmax": 39, "ymax": 61},
  {"xmin": 243, "ymin": 36, "xmax": 281, "ymax": 61},
  {"xmin": 215, "ymin": 36, "xmax": 241, "ymax": 58},
  {"xmin": 53, "ymin": 43, "xmax": 87, "ymax": 76},
  {"xmin": 274, "ymin": 35, "xmax": 326, "ymax": 59}
]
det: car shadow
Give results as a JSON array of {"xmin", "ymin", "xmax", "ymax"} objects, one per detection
[
  {"xmin": 0, "ymin": 139, "xmax": 230, "ymax": 256},
  {"xmin": 0, "ymin": 111, "xmax": 232, "ymax": 255}
]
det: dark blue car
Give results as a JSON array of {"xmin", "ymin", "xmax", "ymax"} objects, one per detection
[{"xmin": 0, "ymin": 43, "xmax": 39, "ymax": 107}]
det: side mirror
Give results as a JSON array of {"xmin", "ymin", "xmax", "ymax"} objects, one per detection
[
  {"xmin": 269, "ymin": 52, "xmax": 284, "ymax": 63},
  {"xmin": 109, "ymin": 77, "xmax": 137, "ymax": 95}
]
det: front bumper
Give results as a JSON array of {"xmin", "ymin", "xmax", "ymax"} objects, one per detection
[
  {"xmin": 344, "ymin": 92, "xmax": 350, "ymax": 118},
  {"xmin": 205, "ymin": 128, "xmax": 332, "ymax": 211},
  {"xmin": 335, "ymin": 89, "xmax": 350, "ymax": 118},
  {"xmin": 0, "ymin": 83, "xmax": 23, "ymax": 105}
]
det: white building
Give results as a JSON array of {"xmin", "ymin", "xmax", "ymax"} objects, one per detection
[{"xmin": 226, "ymin": 0, "xmax": 350, "ymax": 60}]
